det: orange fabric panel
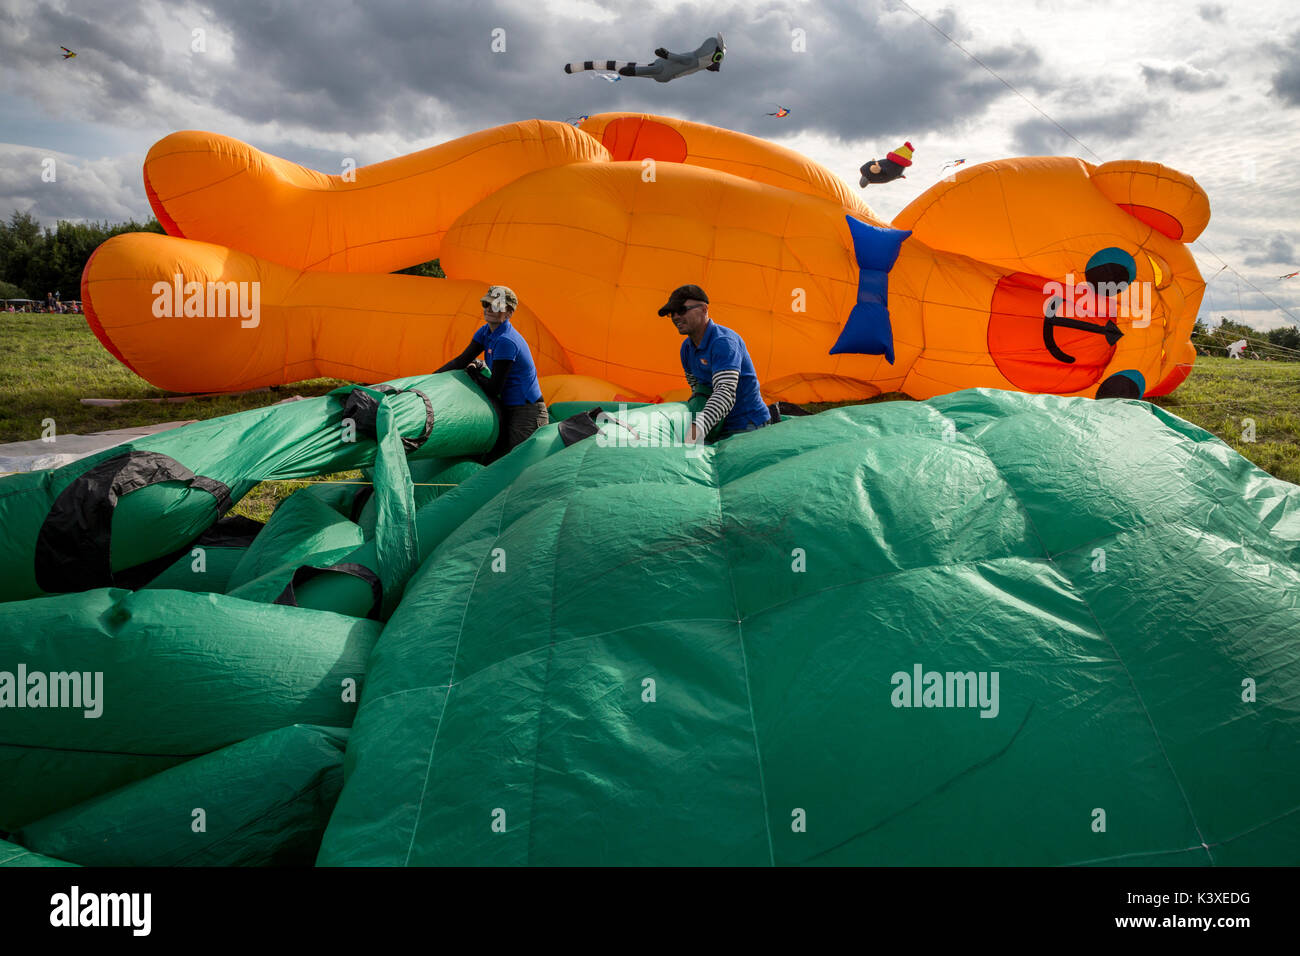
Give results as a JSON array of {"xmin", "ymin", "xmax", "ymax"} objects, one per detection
[
  {"xmin": 85, "ymin": 115, "xmax": 1209, "ymax": 403},
  {"xmin": 143, "ymin": 120, "xmax": 609, "ymax": 273},
  {"xmin": 579, "ymin": 112, "xmax": 877, "ymax": 220},
  {"xmin": 81, "ymin": 233, "xmax": 569, "ymax": 393}
]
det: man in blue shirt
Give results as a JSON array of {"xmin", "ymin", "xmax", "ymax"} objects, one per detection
[
  {"xmin": 658, "ymin": 284, "xmax": 771, "ymax": 443},
  {"xmin": 436, "ymin": 285, "xmax": 548, "ymax": 453}
]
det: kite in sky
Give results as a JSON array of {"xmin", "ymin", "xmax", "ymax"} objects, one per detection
[
  {"xmin": 939, "ymin": 159, "xmax": 967, "ymax": 174},
  {"xmin": 859, "ymin": 141, "xmax": 914, "ymax": 186},
  {"xmin": 766, "ymin": 105, "xmax": 791, "ymax": 117},
  {"xmin": 1279, "ymin": 271, "xmax": 1299, "ymax": 279},
  {"xmin": 564, "ymin": 34, "xmax": 724, "ymax": 83},
  {"xmin": 60, "ymin": 46, "xmax": 76, "ymax": 59}
]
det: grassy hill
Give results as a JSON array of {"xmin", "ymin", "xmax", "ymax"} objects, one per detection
[{"xmin": 3, "ymin": 312, "xmax": 1298, "ymax": 521}]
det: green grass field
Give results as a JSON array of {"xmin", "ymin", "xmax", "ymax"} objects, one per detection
[{"xmin": 3, "ymin": 313, "xmax": 1298, "ymax": 523}]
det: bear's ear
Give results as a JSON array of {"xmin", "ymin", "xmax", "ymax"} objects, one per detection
[{"xmin": 1090, "ymin": 161, "xmax": 1209, "ymax": 242}]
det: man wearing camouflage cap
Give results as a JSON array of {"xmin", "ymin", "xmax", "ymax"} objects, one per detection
[{"xmin": 436, "ymin": 284, "xmax": 548, "ymax": 454}]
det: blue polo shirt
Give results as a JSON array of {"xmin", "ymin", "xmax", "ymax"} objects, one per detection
[
  {"xmin": 473, "ymin": 318, "xmax": 543, "ymax": 405},
  {"xmin": 680, "ymin": 321, "xmax": 770, "ymax": 432}
]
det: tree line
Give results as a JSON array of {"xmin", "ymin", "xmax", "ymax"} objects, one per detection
[
  {"xmin": 0, "ymin": 209, "xmax": 444, "ymax": 303},
  {"xmin": 1192, "ymin": 317, "xmax": 1300, "ymax": 361},
  {"xmin": 0, "ymin": 211, "xmax": 164, "ymax": 302}
]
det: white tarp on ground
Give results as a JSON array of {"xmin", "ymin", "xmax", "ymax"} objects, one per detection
[{"xmin": 0, "ymin": 421, "xmax": 196, "ymax": 474}]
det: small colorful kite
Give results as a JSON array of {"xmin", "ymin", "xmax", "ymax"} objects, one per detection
[
  {"xmin": 564, "ymin": 115, "xmax": 591, "ymax": 127},
  {"xmin": 766, "ymin": 105, "xmax": 791, "ymax": 118},
  {"xmin": 60, "ymin": 46, "xmax": 77, "ymax": 59},
  {"xmin": 1279, "ymin": 271, "xmax": 1299, "ymax": 279},
  {"xmin": 939, "ymin": 159, "xmax": 966, "ymax": 174}
]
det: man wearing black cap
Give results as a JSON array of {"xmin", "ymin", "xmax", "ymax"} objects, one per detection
[
  {"xmin": 436, "ymin": 284, "xmax": 548, "ymax": 454},
  {"xmin": 658, "ymin": 284, "xmax": 771, "ymax": 444}
]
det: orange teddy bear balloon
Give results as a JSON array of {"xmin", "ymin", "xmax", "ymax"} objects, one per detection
[{"xmin": 81, "ymin": 112, "xmax": 1209, "ymax": 404}]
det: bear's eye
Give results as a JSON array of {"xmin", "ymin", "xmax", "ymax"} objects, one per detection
[{"xmin": 1085, "ymin": 247, "xmax": 1137, "ymax": 291}]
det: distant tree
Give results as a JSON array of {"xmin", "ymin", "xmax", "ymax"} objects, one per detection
[
  {"xmin": 0, "ymin": 211, "xmax": 164, "ymax": 301},
  {"xmin": 395, "ymin": 258, "xmax": 445, "ymax": 278},
  {"xmin": 1266, "ymin": 324, "xmax": 1300, "ymax": 355}
]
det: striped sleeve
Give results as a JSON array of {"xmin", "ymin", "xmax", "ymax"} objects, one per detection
[
  {"xmin": 692, "ymin": 369, "xmax": 739, "ymax": 437},
  {"xmin": 685, "ymin": 371, "xmax": 702, "ymax": 393}
]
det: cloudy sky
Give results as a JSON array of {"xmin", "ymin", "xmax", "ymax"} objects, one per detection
[{"xmin": 2, "ymin": 0, "xmax": 1297, "ymax": 331}]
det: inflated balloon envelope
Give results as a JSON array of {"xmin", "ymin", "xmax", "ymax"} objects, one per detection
[
  {"xmin": 82, "ymin": 112, "xmax": 1211, "ymax": 405},
  {"xmin": 0, "ymin": 371, "xmax": 497, "ymax": 604},
  {"xmin": 316, "ymin": 389, "xmax": 1300, "ymax": 866},
  {"xmin": 0, "ymin": 386, "xmax": 1296, "ymax": 864}
]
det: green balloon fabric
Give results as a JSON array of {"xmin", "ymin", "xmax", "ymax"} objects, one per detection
[
  {"xmin": 0, "ymin": 372, "xmax": 497, "ymax": 603},
  {"xmin": 0, "ymin": 838, "xmax": 76, "ymax": 867},
  {"xmin": 317, "ymin": 390, "xmax": 1300, "ymax": 865},
  {"xmin": 0, "ymin": 588, "xmax": 377, "ymax": 830},
  {"xmin": 224, "ymin": 483, "xmax": 367, "ymax": 604},
  {"xmin": 14, "ymin": 725, "xmax": 348, "ymax": 867},
  {"xmin": 141, "ymin": 545, "xmax": 248, "ymax": 593},
  {"xmin": 547, "ymin": 400, "xmax": 650, "ymax": 422}
]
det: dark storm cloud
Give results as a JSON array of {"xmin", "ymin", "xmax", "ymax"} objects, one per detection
[
  {"xmin": 1140, "ymin": 63, "xmax": 1227, "ymax": 92},
  {"xmin": 1242, "ymin": 233, "xmax": 1296, "ymax": 266},
  {"xmin": 1010, "ymin": 103, "xmax": 1155, "ymax": 156},
  {"xmin": 2, "ymin": 0, "xmax": 1054, "ymax": 146},
  {"xmin": 1197, "ymin": 4, "xmax": 1225, "ymax": 22},
  {"xmin": 1272, "ymin": 30, "xmax": 1300, "ymax": 106},
  {"xmin": 0, "ymin": 0, "xmax": 1059, "ymax": 222},
  {"xmin": 196, "ymin": 0, "xmax": 1050, "ymax": 143}
]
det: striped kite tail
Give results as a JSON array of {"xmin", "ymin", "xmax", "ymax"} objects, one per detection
[{"xmin": 564, "ymin": 59, "xmax": 633, "ymax": 74}]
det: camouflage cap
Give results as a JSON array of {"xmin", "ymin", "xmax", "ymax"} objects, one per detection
[{"xmin": 481, "ymin": 285, "xmax": 519, "ymax": 312}]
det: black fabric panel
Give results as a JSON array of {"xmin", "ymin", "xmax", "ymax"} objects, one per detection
[
  {"xmin": 349, "ymin": 485, "xmax": 375, "ymax": 523},
  {"xmin": 1096, "ymin": 373, "xmax": 1142, "ymax": 399},
  {"xmin": 340, "ymin": 385, "xmax": 435, "ymax": 453},
  {"xmin": 112, "ymin": 545, "xmax": 197, "ymax": 591},
  {"xmin": 274, "ymin": 561, "xmax": 383, "ymax": 620},
  {"xmin": 193, "ymin": 514, "xmax": 265, "ymax": 549},
  {"xmin": 399, "ymin": 388, "xmax": 435, "ymax": 453},
  {"xmin": 340, "ymin": 388, "xmax": 382, "ymax": 441},
  {"xmin": 117, "ymin": 514, "xmax": 265, "ymax": 591},
  {"xmin": 774, "ymin": 401, "xmax": 812, "ymax": 418},
  {"xmin": 33, "ymin": 451, "xmax": 232, "ymax": 594},
  {"xmin": 557, "ymin": 408, "xmax": 604, "ymax": 446}
]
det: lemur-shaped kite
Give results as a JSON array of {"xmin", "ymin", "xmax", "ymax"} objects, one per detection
[{"xmin": 564, "ymin": 34, "xmax": 724, "ymax": 83}]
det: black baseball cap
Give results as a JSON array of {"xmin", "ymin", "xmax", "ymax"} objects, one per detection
[{"xmin": 657, "ymin": 284, "xmax": 709, "ymax": 316}]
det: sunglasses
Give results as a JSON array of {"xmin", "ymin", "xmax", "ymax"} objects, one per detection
[{"xmin": 672, "ymin": 303, "xmax": 705, "ymax": 318}]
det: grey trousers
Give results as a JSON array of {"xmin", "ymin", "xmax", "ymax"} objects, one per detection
[{"xmin": 505, "ymin": 400, "xmax": 549, "ymax": 449}]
